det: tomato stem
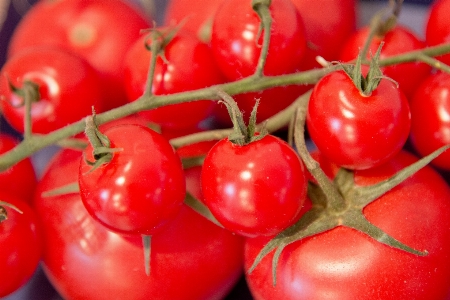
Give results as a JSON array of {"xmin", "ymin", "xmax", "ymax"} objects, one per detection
[
  {"xmin": 252, "ymin": 0, "xmax": 272, "ymax": 77},
  {"xmin": 142, "ymin": 235, "xmax": 151, "ymax": 276}
]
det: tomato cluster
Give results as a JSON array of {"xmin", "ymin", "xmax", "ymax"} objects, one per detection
[{"xmin": 1, "ymin": 0, "xmax": 450, "ymax": 299}]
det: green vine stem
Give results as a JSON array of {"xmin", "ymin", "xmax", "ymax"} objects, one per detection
[
  {"xmin": 1, "ymin": 43, "xmax": 450, "ymax": 171},
  {"xmin": 252, "ymin": 0, "xmax": 272, "ymax": 77}
]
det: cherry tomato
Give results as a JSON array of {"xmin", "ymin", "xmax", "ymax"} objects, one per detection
[
  {"xmin": 245, "ymin": 150, "xmax": 450, "ymax": 299},
  {"xmin": 339, "ymin": 25, "xmax": 431, "ymax": 99},
  {"xmin": 291, "ymin": 0, "xmax": 356, "ymax": 70},
  {"xmin": 79, "ymin": 124, "xmax": 186, "ymax": 235},
  {"xmin": 123, "ymin": 29, "xmax": 224, "ymax": 130},
  {"xmin": 0, "ymin": 133, "xmax": 36, "ymax": 203},
  {"xmin": 306, "ymin": 69, "xmax": 411, "ymax": 170},
  {"xmin": 201, "ymin": 134, "xmax": 307, "ymax": 237},
  {"xmin": 0, "ymin": 193, "xmax": 42, "ymax": 297},
  {"xmin": 0, "ymin": 47, "xmax": 105, "ymax": 134},
  {"xmin": 425, "ymin": 0, "xmax": 450, "ymax": 65},
  {"xmin": 210, "ymin": 0, "xmax": 306, "ymax": 81},
  {"xmin": 35, "ymin": 148, "xmax": 245, "ymax": 300},
  {"xmin": 8, "ymin": 0, "xmax": 151, "ymax": 109},
  {"xmin": 409, "ymin": 71, "xmax": 450, "ymax": 170}
]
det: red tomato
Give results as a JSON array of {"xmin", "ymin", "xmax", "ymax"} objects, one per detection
[
  {"xmin": 306, "ymin": 69, "xmax": 411, "ymax": 170},
  {"xmin": 79, "ymin": 124, "xmax": 186, "ymax": 235},
  {"xmin": 291, "ymin": 0, "xmax": 356, "ymax": 70},
  {"xmin": 164, "ymin": 0, "xmax": 225, "ymax": 40},
  {"xmin": 201, "ymin": 134, "xmax": 307, "ymax": 237},
  {"xmin": 0, "ymin": 47, "xmax": 105, "ymax": 134},
  {"xmin": 0, "ymin": 133, "xmax": 36, "ymax": 203},
  {"xmin": 123, "ymin": 29, "xmax": 224, "ymax": 130},
  {"xmin": 339, "ymin": 25, "xmax": 431, "ymax": 99},
  {"xmin": 245, "ymin": 150, "xmax": 450, "ymax": 299},
  {"xmin": 0, "ymin": 193, "xmax": 42, "ymax": 297},
  {"xmin": 8, "ymin": 0, "xmax": 151, "ymax": 109},
  {"xmin": 35, "ymin": 148, "xmax": 245, "ymax": 300},
  {"xmin": 409, "ymin": 72, "xmax": 450, "ymax": 170},
  {"xmin": 426, "ymin": 0, "xmax": 450, "ymax": 65},
  {"xmin": 210, "ymin": 0, "xmax": 306, "ymax": 80}
]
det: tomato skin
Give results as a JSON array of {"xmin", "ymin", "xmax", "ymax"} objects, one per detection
[
  {"xmin": 123, "ymin": 29, "xmax": 224, "ymax": 130},
  {"xmin": 8, "ymin": 0, "xmax": 151, "ymax": 109},
  {"xmin": 79, "ymin": 124, "xmax": 186, "ymax": 235},
  {"xmin": 409, "ymin": 72, "xmax": 450, "ymax": 170},
  {"xmin": 0, "ymin": 193, "xmax": 42, "ymax": 297},
  {"xmin": 245, "ymin": 151, "xmax": 450, "ymax": 300},
  {"xmin": 0, "ymin": 134, "xmax": 37, "ymax": 203},
  {"xmin": 35, "ymin": 148, "xmax": 245, "ymax": 300},
  {"xmin": 0, "ymin": 47, "xmax": 105, "ymax": 134},
  {"xmin": 339, "ymin": 25, "xmax": 431, "ymax": 99},
  {"xmin": 201, "ymin": 135, "xmax": 307, "ymax": 237},
  {"xmin": 306, "ymin": 69, "xmax": 411, "ymax": 170},
  {"xmin": 210, "ymin": 0, "xmax": 306, "ymax": 81},
  {"xmin": 426, "ymin": 0, "xmax": 450, "ymax": 65}
]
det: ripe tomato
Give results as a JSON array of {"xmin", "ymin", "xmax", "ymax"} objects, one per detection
[
  {"xmin": 8, "ymin": 0, "xmax": 151, "ymax": 109},
  {"xmin": 79, "ymin": 124, "xmax": 186, "ymax": 235},
  {"xmin": 35, "ymin": 148, "xmax": 245, "ymax": 300},
  {"xmin": 306, "ymin": 69, "xmax": 411, "ymax": 170},
  {"xmin": 0, "ymin": 193, "xmax": 42, "ymax": 297},
  {"xmin": 0, "ymin": 47, "xmax": 105, "ymax": 134},
  {"xmin": 123, "ymin": 29, "xmax": 224, "ymax": 130},
  {"xmin": 210, "ymin": 0, "xmax": 306, "ymax": 81},
  {"xmin": 291, "ymin": 0, "xmax": 356, "ymax": 70},
  {"xmin": 0, "ymin": 133, "xmax": 36, "ymax": 203},
  {"xmin": 201, "ymin": 134, "xmax": 307, "ymax": 237},
  {"xmin": 409, "ymin": 71, "xmax": 450, "ymax": 170},
  {"xmin": 339, "ymin": 25, "xmax": 431, "ymax": 99},
  {"xmin": 426, "ymin": 0, "xmax": 450, "ymax": 65},
  {"xmin": 164, "ymin": 0, "xmax": 225, "ymax": 40},
  {"xmin": 245, "ymin": 150, "xmax": 450, "ymax": 299}
]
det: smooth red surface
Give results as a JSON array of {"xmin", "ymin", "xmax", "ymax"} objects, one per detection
[{"xmin": 426, "ymin": 0, "xmax": 450, "ymax": 65}]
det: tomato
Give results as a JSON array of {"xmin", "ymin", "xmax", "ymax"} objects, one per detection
[
  {"xmin": 79, "ymin": 124, "xmax": 186, "ymax": 235},
  {"xmin": 123, "ymin": 29, "xmax": 224, "ymax": 130},
  {"xmin": 210, "ymin": 0, "xmax": 306, "ymax": 81},
  {"xmin": 306, "ymin": 69, "xmax": 411, "ymax": 170},
  {"xmin": 0, "ymin": 133, "xmax": 36, "ymax": 203},
  {"xmin": 164, "ymin": 0, "xmax": 225, "ymax": 40},
  {"xmin": 8, "ymin": 0, "xmax": 151, "ymax": 109},
  {"xmin": 35, "ymin": 148, "xmax": 245, "ymax": 300},
  {"xmin": 0, "ymin": 193, "xmax": 42, "ymax": 297},
  {"xmin": 426, "ymin": 0, "xmax": 450, "ymax": 66},
  {"xmin": 245, "ymin": 150, "xmax": 450, "ymax": 299},
  {"xmin": 339, "ymin": 25, "xmax": 431, "ymax": 99},
  {"xmin": 201, "ymin": 134, "xmax": 307, "ymax": 237},
  {"xmin": 0, "ymin": 47, "xmax": 105, "ymax": 134},
  {"xmin": 291, "ymin": 0, "xmax": 356, "ymax": 70},
  {"xmin": 409, "ymin": 71, "xmax": 450, "ymax": 170}
]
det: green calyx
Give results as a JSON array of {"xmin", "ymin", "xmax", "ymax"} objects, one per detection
[
  {"xmin": 0, "ymin": 201, "xmax": 24, "ymax": 223},
  {"xmin": 8, "ymin": 79, "xmax": 40, "ymax": 107},
  {"xmin": 247, "ymin": 144, "xmax": 449, "ymax": 286},
  {"xmin": 216, "ymin": 89, "xmax": 268, "ymax": 146}
]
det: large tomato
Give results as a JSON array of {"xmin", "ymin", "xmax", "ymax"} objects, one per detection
[
  {"xmin": 8, "ymin": 0, "xmax": 151, "ymax": 109},
  {"xmin": 245, "ymin": 150, "xmax": 450, "ymax": 299},
  {"xmin": 35, "ymin": 148, "xmax": 245, "ymax": 300},
  {"xmin": 426, "ymin": 0, "xmax": 450, "ymax": 65}
]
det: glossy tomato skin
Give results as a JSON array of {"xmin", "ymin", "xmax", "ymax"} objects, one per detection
[
  {"xmin": 123, "ymin": 29, "xmax": 224, "ymax": 130},
  {"xmin": 426, "ymin": 0, "xmax": 450, "ymax": 65},
  {"xmin": 35, "ymin": 148, "xmax": 245, "ymax": 300},
  {"xmin": 0, "ymin": 134, "xmax": 37, "ymax": 203},
  {"xmin": 201, "ymin": 135, "xmax": 307, "ymax": 237},
  {"xmin": 339, "ymin": 25, "xmax": 431, "ymax": 99},
  {"xmin": 210, "ymin": 0, "xmax": 306, "ymax": 80},
  {"xmin": 292, "ymin": 0, "xmax": 356, "ymax": 70},
  {"xmin": 306, "ymin": 70, "xmax": 411, "ymax": 170},
  {"xmin": 0, "ymin": 193, "xmax": 42, "ymax": 297},
  {"xmin": 245, "ymin": 151, "xmax": 450, "ymax": 300},
  {"xmin": 409, "ymin": 72, "xmax": 450, "ymax": 170},
  {"xmin": 8, "ymin": 0, "xmax": 151, "ymax": 109},
  {"xmin": 0, "ymin": 47, "xmax": 105, "ymax": 134},
  {"xmin": 79, "ymin": 124, "xmax": 186, "ymax": 235}
]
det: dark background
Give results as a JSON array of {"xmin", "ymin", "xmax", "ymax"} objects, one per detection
[{"xmin": 0, "ymin": 0, "xmax": 436, "ymax": 299}]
